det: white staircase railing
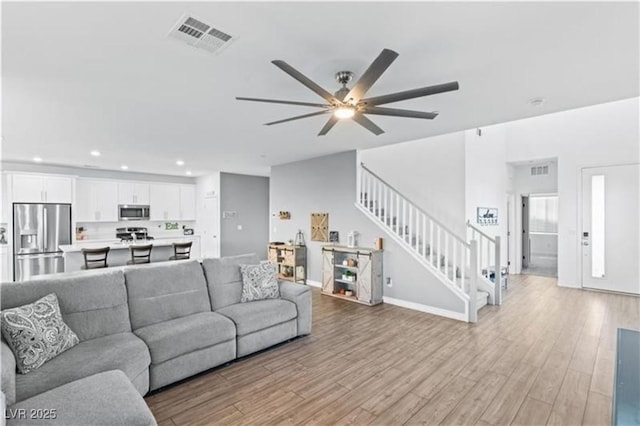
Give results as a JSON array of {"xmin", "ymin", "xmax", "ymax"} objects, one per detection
[
  {"xmin": 466, "ymin": 221, "xmax": 503, "ymax": 305},
  {"xmin": 356, "ymin": 163, "xmax": 481, "ymax": 323}
]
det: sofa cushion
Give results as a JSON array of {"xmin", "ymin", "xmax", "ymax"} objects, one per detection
[
  {"xmin": 1, "ymin": 293, "xmax": 79, "ymax": 374},
  {"xmin": 1, "ymin": 269, "xmax": 131, "ymax": 341},
  {"xmin": 1, "ymin": 340, "xmax": 16, "ymax": 405},
  {"xmin": 240, "ymin": 263, "xmax": 279, "ymax": 302},
  {"xmin": 216, "ymin": 299, "xmax": 297, "ymax": 336},
  {"xmin": 279, "ymin": 281, "xmax": 313, "ymax": 336},
  {"xmin": 8, "ymin": 370, "xmax": 157, "ymax": 426},
  {"xmin": 125, "ymin": 260, "xmax": 212, "ymax": 329},
  {"xmin": 134, "ymin": 312, "xmax": 235, "ymax": 364},
  {"xmin": 202, "ymin": 254, "xmax": 260, "ymax": 310},
  {"xmin": 15, "ymin": 332, "xmax": 150, "ymax": 402}
]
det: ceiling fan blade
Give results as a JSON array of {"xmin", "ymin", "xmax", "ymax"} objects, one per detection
[
  {"xmin": 363, "ymin": 106, "xmax": 438, "ymax": 120},
  {"xmin": 360, "ymin": 81, "xmax": 459, "ymax": 106},
  {"xmin": 236, "ymin": 97, "xmax": 331, "ymax": 108},
  {"xmin": 344, "ymin": 48, "xmax": 399, "ymax": 104},
  {"xmin": 352, "ymin": 113, "xmax": 385, "ymax": 136},
  {"xmin": 264, "ymin": 110, "xmax": 330, "ymax": 126},
  {"xmin": 272, "ymin": 60, "xmax": 339, "ymax": 104},
  {"xmin": 317, "ymin": 116, "xmax": 339, "ymax": 136}
]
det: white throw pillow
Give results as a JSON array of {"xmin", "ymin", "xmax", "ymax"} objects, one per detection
[{"xmin": 240, "ymin": 263, "xmax": 280, "ymax": 302}]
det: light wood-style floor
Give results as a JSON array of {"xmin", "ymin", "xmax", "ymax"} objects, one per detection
[{"xmin": 145, "ymin": 275, "xmax": 639, "ymax": 425}]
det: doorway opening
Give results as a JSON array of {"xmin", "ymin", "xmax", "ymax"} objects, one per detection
[
  {"xmin": 522, "ymin": 194, "xmax": 559, "ymax": 277},
  {"xmin": 509, "ymin": 158, "xmax": 559, "ymax": 277}
]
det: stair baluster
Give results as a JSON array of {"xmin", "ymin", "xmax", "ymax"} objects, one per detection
[{"xmin": 356, "ymin": 162, "xmax": 491, "ymax": 322}]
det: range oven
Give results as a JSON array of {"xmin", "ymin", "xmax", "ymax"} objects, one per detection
[{"xmin": 118, "ymin": 205, "xmax": 150, "ymax": 221}]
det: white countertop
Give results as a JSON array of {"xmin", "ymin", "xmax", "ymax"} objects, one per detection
[{"xmin": 61, "ymin": 236, "xmax": 199, "ymax": 253}]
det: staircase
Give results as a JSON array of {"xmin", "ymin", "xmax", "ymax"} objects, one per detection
[{"xmin": 355, "ymin": 163, "xmax": 502, "ymax": 323}]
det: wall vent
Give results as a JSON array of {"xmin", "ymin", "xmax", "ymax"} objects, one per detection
[
  {"xmin": 168, "ymin": 14, "xmax": 235, "ymax": 55},
  {"xmin": 530, "ymin": 165, "xmax": 549, "ymax": 176}
]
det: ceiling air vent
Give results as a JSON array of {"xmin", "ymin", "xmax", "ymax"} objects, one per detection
[
  {"xmin": 168, "ymin": 15, "xmax": 235, "ymax": 55},
  {"xmin": 530, "ymin": 165, "xmax": 549, "ymax": 176}
]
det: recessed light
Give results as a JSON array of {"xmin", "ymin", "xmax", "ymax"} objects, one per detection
[
  {"xmin": 90, "ymin": 150, "xmax": 101, "ymax": 157},
  {"xmin": 121, "ymin": 165, "xmax": 129, "ymax": 170},
  {"xmin": 176, "ymin": 160, "xmax": 185, "ymax": 166},
  {"xmin": 33, "ymin": 157, "xmax": 43, "ymax": 163},
  {"xmin": 185, "ymin": 170, "xmax": 192, "ymax": 176}
]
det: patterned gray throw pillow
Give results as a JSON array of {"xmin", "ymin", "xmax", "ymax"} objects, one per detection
[
  {"xmin": 1, "ymin": 293, "xmax": 79, "ymax": 374},
  {"xmin": 240, "ymin": 263, "xmax": 280, "ymax": 302}
]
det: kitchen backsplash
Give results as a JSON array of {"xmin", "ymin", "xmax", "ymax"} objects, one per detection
[{"xmin": 76, "ymin": 220, "xmax": 196, "ymax": 241}]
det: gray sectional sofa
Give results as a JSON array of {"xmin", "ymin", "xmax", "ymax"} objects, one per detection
[{"xmin": 0, "ymin": 254, "xmax": 312, "ymax": 425}]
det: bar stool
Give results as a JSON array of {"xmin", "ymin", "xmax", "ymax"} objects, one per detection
[
  {"xmin": 127, "ymin": 244, "xmax": 153, "ymax": 265},
  {"xmin": 169, "ymin": 242, "xmax": 192, "ymax": 260},
  {"xmin": 81, "ymin": 247, "xmax": 110, "ymax": 270}
]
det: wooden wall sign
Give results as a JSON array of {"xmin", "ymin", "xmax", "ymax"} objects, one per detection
[{"xmin": 311, "ymin": 213, "xmax": 329, "ymax": 242}]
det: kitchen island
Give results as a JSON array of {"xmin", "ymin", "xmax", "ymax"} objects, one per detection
[{"xmin": 60, "ymin": 236, "xmax": 200, "ymax": 272}]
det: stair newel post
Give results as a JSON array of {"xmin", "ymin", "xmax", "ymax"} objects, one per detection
[
  {"xmin": 469, "ymin": 240, "xmax": 479, "ymax": 323},
  {"xmin": 494, "ymin": 236, "xmax": 502, "ymax": 306}
]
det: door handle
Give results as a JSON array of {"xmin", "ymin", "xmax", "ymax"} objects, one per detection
[{"xmin": 43, "ymin": 207, "xmax": 48, "ymax": 251}]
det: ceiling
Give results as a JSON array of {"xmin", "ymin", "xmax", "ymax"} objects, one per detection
[{"xmin": 2, "ymin": 1, "xmax": 638, "ymax": 177}]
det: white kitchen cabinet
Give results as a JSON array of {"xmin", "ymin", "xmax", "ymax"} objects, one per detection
[
  {"xmin": 179, "ymin": 185, "xmax": 196, "ymax": 221},
  {"xmin": 44, "ymin": 176, "xmax": 74, "ymax": 203},
  {"xmin": 76, "ymin": 179, "xmax": 118, "ymax": 222},
  {"xmin": 12, "ymin": 174, "xmax": 73, "ymax": 203},
  {"xmin": 118, "ymin": 182, "xmax": 150, "ymax": 205},
  {"xmin": 150, "ymin": 184, "xmax": 180, "ymax": 221}
]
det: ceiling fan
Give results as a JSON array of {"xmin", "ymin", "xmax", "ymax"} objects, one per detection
[{"xmin": 236, "ymin": 48, "xmax": 459, "ymax": 136}]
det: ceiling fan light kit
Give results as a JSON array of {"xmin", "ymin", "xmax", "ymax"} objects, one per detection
[
  {"xmin": 334, "ymin": 106, "xmax": 355, "ymax": 119},
  {"xmin": 236, "ymin": 48, "xmax": 459, "ymax": 136}
]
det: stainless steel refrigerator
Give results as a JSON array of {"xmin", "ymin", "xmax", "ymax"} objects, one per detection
[{"xmin": 13, "ymin": 203, "xmax": 71, "ymax": 281}]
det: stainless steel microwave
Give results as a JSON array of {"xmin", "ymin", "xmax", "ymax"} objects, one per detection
[{"xmin": 118, "ymin": 205, "xmax": 150, "ymax": 221}]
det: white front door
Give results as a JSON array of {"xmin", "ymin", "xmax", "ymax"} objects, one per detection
[
  {"xmin": 202, "ymin": 195, "xmax": 219, "ymax": 258},
  {"xmin": 581, "ymin": 164, "xmax": 640, "ymax": 294}
]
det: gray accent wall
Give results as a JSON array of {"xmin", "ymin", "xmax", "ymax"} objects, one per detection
[
  {"xmin": 220, "ymin": 173, "xmax": 269, "ymax": 258},
  {"xmin": 270, "ymin": 150, "xmax": 465, "ymax": 314}
]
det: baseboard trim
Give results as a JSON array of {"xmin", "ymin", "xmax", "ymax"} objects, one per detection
[
  {"xmin": 382, "ymin": 296, "xmax": 467, "ymax": 322},
  {"xmin": 306, "ymin": 280, "xmax": 322, "ymax": 288},
  {"xmin": 557, "ymin": 282, "xmax": 580, "ymax": 289}
]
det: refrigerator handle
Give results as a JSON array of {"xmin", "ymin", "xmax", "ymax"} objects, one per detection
[{"xmin": 43, "ymin": 206, "xmax": 48, "ymax": 251}]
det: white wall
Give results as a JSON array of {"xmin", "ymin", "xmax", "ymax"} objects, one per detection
[
  {"xmin": 360, "ymin": 132, "xmax": 467, "ymax": 237},
  {"xmin": 195, "ymin": 173, "xmax": 220, "ymax": 258},
  {"xmin": 505, "ymin": 97, "xmax": 639, "ymax": 287},
  {"xmin": 513, "ymin": 161, "xmax": 558, "ymax": 195},
  {"xmin": 464, "ymin": 127, "xmax": 510, "ymax": 263},
  {"xmin": 467, "ymin": 98, "xmax": 639, "ymax": 287}
]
